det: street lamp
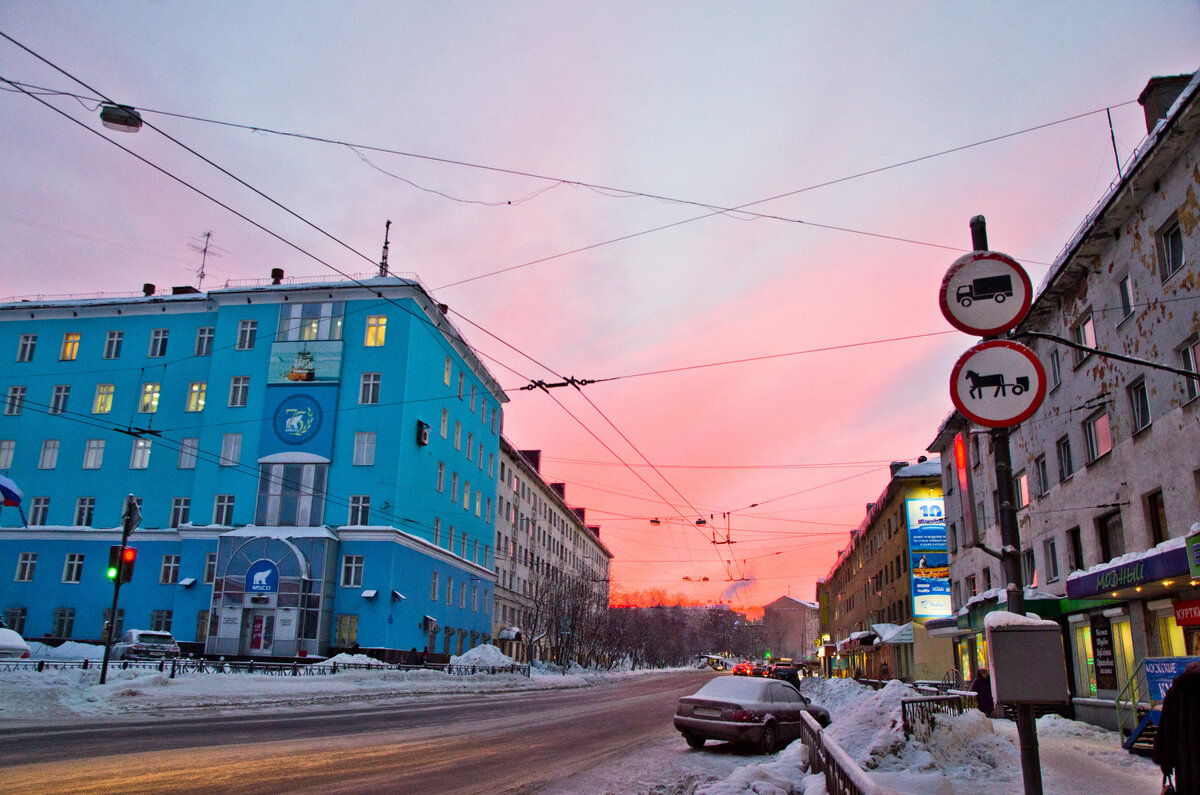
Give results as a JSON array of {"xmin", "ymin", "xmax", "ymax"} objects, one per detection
[{"xmin": 100, "ymin": 104, "xmax": 142, "ymax": 132}]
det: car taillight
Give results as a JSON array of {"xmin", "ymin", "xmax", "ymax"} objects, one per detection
[
  {"xmin": 131, "ymin": 643, "xmax": 146, "ymax": 651},
  {"xmin": 21, "ymin": 650, "xmax": 30, "ymax": 659},
  {"xmin": 730, "ymin": 709, "xmax": 753, "ymax": 722}
]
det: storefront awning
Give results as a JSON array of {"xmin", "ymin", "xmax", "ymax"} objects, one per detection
[
  {"xmin": 1067, "ymin": 537, "xmax": 1190, "ymax": 600},
  {"xmin": 872, "ymin": 622, "xmax": 913, "ymax": 644}
]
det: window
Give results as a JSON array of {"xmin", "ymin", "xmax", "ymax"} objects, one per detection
[
  {"xmin": 50, "ymin": 385, "xmax": 70, "ymax": 414},
  {"xmin": 139, "ymin": 383, "xmax": 160, "ymax": 413},
  {"xmin": 254, "ymin": 462, "xmax": 327, "ymax": 526},
  {"xmin": 185, "ymin": 382, "xmax": 207, "ymax": 412},
  {"xmin": 15, "ymin": 552, "xmax": 36, "ymax": 581},
  {"xmin": 39, "ymin": 439, "xmax": 60, "ymax": 469},
  {"xmin": 101, "ymin": 608, "xmax": 123, "ymax": 639},
  {"xmin": 470, "ymin": 385, "xmax": 476, "ymax": 411},
  {"xmin": 228, "ymin": 376, "xmax": 249, "ymax": 407},
  {"xmin": 1128, "ymin": 379, "xmax": 1151, "ymax": 433},
  {"xmin": 965, "ymin": 574, "xmax": 977, "ymax": 598},
  {"xmin": 353, "ymin": 432, "xmax": 375, "ymax": 466},
  {"xmin": 340, "ymin": 555, "xmax": 364, "ymax": 587},
  {"xmin": 148, "ymin": 328, "xmax": 169, "ymax": 358},
  {"xmin": 204, "ymin": 552, "xmax": 217, "ymax": 584},
  {"xmin": 178, "ymin": 438, "xmax": 199, "ymax": 469},
  {"xmin": 444, "ymin": 356, "xmax": 452, "ymax": 386},
  {"xmin": 454, "ymin": 422, "xmax": 461, "ymax": 450},
  {"xmin": 1056, "ymin": 436, "xmax": 1074, "ymax": 482},
  {"xmin": 349, "ymin": 495, "xmax": 370, "ymax": 525},
  {"xmin": 431, "ymin": 571, "xmax": 439, "ymax": 600},
  {"xmin": 160, "ymin": 554, "xmax": 180, "ymax": 584},
  {"xmin": 277, "ymin": 302, "xmax": 344, "ymax": 342},
  {"xmin": 1179, "ymin": 336, "xmax": 1199, "ymax": 403},
  {"xmin": 151, "ymin": 610, "xmax": 173, "ymax": 633},
  {"xmin": 1049, "ymin": 349, "xmax": 1061, "ymax": 389},
  {"xmin": 103, "ymin": 330, "xmax": 123, "ymax": 359},
  {"xmin": 1013, "ymin": 470, "xmax": 1029, "ymax": 509},
  {"xmin": 220, "ymin": 433, "xmax": 241, "ymax": 466},
  {"xmin": 359, "ymin": 373, "xmax": 381, "ymax": 405},
  {"xmin": 29, "ymin": 497, "xmax": 48, "ymax": 525},
  {"xmin": 446, "ymin": 576, "xmax": 454, "ymax": 605},
  {"xmin": 335, "ymin": 614, "xmax": 357, "ymax": 647},
  {"xmin": 3, "ymin": 607, "xmax": 26, "ymax": 634},
  {"xmin": 1084, "ymin": 411, "xmax": 1112, "ymax": 463},
  {"xmin": 434, "ymin": 518, "xmax": 441, "ymax": 547},
  {"xmin": 236, "ymin": 320, "xmax": 258, "ymax": 350},
  {"xmin": 60, "ymin": 332, "xmax": 80, "ymax": 361},
  {"xmin": 1021, "ymin": 549, "xmax": 1036, "ymax": 587},
  {"xmin": 17, "ymin": 333, "xmax": 36, "ymax": 362},
  {"xmin": 451, "ymin": 472, "xmax": 458, "ymax": 503},
  {"xmin": 0, "ymin": 439, "xmax": 13, "ymax": 469},
  {"xmin": 1040, "ymin": 538, "xmax": 1059, "ymax": 584},
  {"xmin": 170, "ymin": 497, "xmax": 191, "ymax": 528},
  {"xmin": 1068, "ymin": 526, "xmax": 1084, "ymax": 571},
  {"xmin": 74, "ymin": 497, "xmax": 94, "ymax": 525},
  {"xmin": 1117, "ymin": 275, "xmax": 1134, "ymax": 320},
  {"xmin": 437, "ymin": 462, "xmax": 445, "ymax": 493},
  {"xmin": 213, "ymin": 494, "xmax": 235, "ymax": 525},
  {"xmin": 464, "ymin": 482, "xmax": 471, "ymax": 509},
  {"xmin": 130, "ymin": 438, "xmax": 152, "ymax": 469},
  {"xmin": 5, "ymin": 385, "xmax": 25, "ymax": 415},
  {"xmin": 93, "ymin": 384, "xmax": 114, "ymax": 414},
  {"xmin": 458, "ymin": 372, "xmax": 464, "ymax": 399},
  {"xmin": 1145, "ymin": 490, "xmax": 1168, "ymax": 546},
  {"xmin": 1034, "ymin": 455, "xmax": 1048, "ymax": 497},
  {"xmin": 1158, "ymin": 217, "xmax": 1185, "ymax": 282},
  {"xmin": 83, "ymin": 439, "xmax": 105, "ymax": 469},
  {"xmin": 52, "ymin": 607, "xmax": 75, "ymax": 638},
  {"xmin": 1071, "ymin": 313, "xmax": 1096, "ymax": 366},
  {"xmin": 441, "ymin": 408, "xmax": 449, "ymax": 438},
  {"xmin": 195, "ymin": 326, "xmax": 214, "ymax": 356},
  {"xmin": 1097, "ymin": 511, "xmax": 1125, "ymax": 563},
  {"xmin": 466, "ymin": 433, "xmax": 473, "ymax": 461},
  {"xmin": 365, "ymin": 315, "xmax": 386, "ymax": 346}
]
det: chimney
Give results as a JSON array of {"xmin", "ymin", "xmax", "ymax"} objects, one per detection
[
  {"xmin": 518, "ymin": 450, "xmax": 541, "ymax": 472},
  {"xmin": 1138, "ymin": 74, "xmax": 1193, "ymax": 134},
  {"xmin": 889, "ymin": 461, "xmax": 909, "ymax": 476},
  {"xmin": 271, "ymin": 268, "xmax": 284, "ymax": 285},
  {"xmin": 550, "ymin": 483, "xmax": 566, "ymax": 499},
  {"xmin": 142, "ymin": 283, "xmax": 155, "ymax": 297}
]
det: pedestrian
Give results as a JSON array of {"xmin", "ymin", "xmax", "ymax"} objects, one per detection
[
  {"xmin": 421, "ymin": 647, "xmax": 430, "ymax": 665},
  {"xmin": 1153, "ymin": 660, "xmax": 1200, "ymax": 795},
  {"xmin": 880, "ymin": 662, "xmax": 890, "ymax": 681},
  {"xmin": 970, "ymin": 667, "xmax": 995, "ymax": 717}
]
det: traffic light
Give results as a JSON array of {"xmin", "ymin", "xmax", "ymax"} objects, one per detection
[
  {"xmin": 106, "ymin": 545, "xmax": 122, "ymax": 580},
  {"xmin": 119, "ymin": 546, "xmax": 137, "ymax": 583}
]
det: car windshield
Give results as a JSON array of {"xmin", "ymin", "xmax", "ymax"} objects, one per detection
[
  {"xmin": 693, "ymin": 677, "xmax": 769, "ymax": 701},
  {"xmin": 136, "ymin": 633, "xmax": 175, "ymax": 644}
]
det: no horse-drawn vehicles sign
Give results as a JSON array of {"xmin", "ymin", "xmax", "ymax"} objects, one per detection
[{"xmin": 950, "ymin": 340, "xmax": 1046, "ymax": 428}]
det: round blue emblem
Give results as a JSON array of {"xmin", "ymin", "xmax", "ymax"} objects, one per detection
[{"xmin": 273, "ymin": 393, "xmax": 323, "ymax": 445}]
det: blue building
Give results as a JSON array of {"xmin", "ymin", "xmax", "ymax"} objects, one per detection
[{"xmin": 0, "ymin": 272, "xmax": 504, "ymax": 660}]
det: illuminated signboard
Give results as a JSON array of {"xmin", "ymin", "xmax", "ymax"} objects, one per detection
[
  {"xmin": 953, "ymin": 431, "xmax": 976, "ymax": 544},
  {"xmin": 907, "ymin": 498, "xmax": 951, "ymax": 620}
]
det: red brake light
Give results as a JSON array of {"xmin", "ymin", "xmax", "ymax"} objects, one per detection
[
  {"xmin": 21, "ymin": 650, "xmax": 30, "ymax": 659},
  {"xmin": 730, "ymin": 709, "xmax": 752, "ymax": 722}
]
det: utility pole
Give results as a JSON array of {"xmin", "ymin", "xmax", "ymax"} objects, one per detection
[
  {"xmin": 970, "ymin": 216, "xmax": 1041, "ymax": 795},
  {"xmin": 99, "ymin": 494, "xmax": 139, "ymax": 685}
]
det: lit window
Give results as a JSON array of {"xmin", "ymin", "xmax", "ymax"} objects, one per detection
[
  {"xmin": 139, "ymin": 383, "xmax": 160, "ymax": 413},
  {"xmin": 93, "ymin": 384, "xmax": 114, "ymax": 414},
  {"xmin": 185, "ymin": 382, "xmax": 207, "ymax": 412},
  {"xmin": 60, "ymin": 332, "xmax": 80, "ymax": 361},
  {"xmin": 130, "ymin": 438, "xmax": 152, "ymax": 469},
  {"xmin": 277, "ymin": 302, "xmax": 344, "ymax": 342},
  {"xmin": 365, "ymin": 315, "xmax": 386, "ymax": 347}
]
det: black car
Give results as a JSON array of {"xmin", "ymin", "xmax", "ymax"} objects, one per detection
[{"xmin": 674, "ymin": 676, "xmax": 831, "ymax": 753}]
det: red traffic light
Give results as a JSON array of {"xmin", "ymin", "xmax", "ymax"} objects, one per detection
[
  {"xmin": 121, "ymin": 547, "xmax": 137, "ymax": 563},
  {"xmin": 119, "ymin": 546, "xmax": 137, "ymax": 583}
]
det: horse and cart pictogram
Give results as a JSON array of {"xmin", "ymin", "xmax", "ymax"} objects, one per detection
[{"xmin": 964, "ymin": 370, "xmax": 1030, "ymax": 399}]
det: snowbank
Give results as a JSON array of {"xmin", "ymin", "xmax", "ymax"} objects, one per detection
[{"xmin": 450, "ymin": 643, "xmax": 517, "ymax": 667}]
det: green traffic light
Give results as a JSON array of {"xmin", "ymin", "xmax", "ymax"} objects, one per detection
[{"xmin": 106, "ymin": 566, "xmax": 118, "ymax": 579}]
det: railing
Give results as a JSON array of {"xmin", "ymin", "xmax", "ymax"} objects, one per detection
[
  {"xmin": 0, "ymin": 658, "xmax": 530, "ymax": 678},
  {"xmin": 1115, "ymin": 658, "xmax": 1150, "ymax": 741},
  {"xmin": 901, "ymin": 694, "xmax": 975, "ymax": 742},
  {"xmin": 798, "ymin": 709, "xmax": 882, "ymax": 795}
]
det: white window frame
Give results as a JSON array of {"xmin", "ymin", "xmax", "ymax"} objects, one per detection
[
  {"xmin": 220, "ymin": 433, "xmax": 242, "ymax": 466},
  {"xmin": 15, "ymin": 552, "xmax": 36, "ymax": 582},
  {"xmin": 195, "ymin": 326, "xmax": 215, "ymax": 356},
  {"xmin": 1129, "ymin": 378, "xmax": 1151, "ymax": 433},
  {"xmin": 236, "ymin": 320, "xmax": 258, "ymax": 350},
  {"xmin": 73, "ymin": 497, "xmax": 95, "ymax": 526},
  {"xmin": 62, "ymin": 553, "xmax": 84, "ymax": 584},
  {"xmin": 39, "ymin": 439, "xmax": 60, "ymax": 470},
  {"xmin": 0, "ymin": 439, "xmax": 13, "ymax": 469},
  {"xmin": 50, "ymin": 385, "xmax": 69, "ymax": 414},
  {"xmin": 5, "ymin": 385, "xmax": 25, "ymax": 416},
  {"xmin": 213, "ymin": 494, "xmax": 235, "ymax": 525},
  {"xmin": 359, "ymin": 373, "xmax": 381, "ymax": 405},
  {"xmin": 1159, "ymin": 217, "xmax": 1185, "ymax": 282},
  {"xmin": 364, "ymin": 315, "xmax": 386, "ymax": 347},
  {"xmin": 103, "ymin": 330, "xmax": 123, "ymax": 359},
  {"xmin": 93, "ymin": 383, "xmax": 114, "ymax": 414},
  {"xmin": 228, "ymin": 376, "xmax": 250, "ymax": 408},
  {"xmin": 178, "ymin": 438, "xmax": 199, "ymax": 469},
  {"xmin": 130, "ymin": 438, "xmax": 152, "ymax": 469},
  {"xmin": 17, "ymin": 333, "xmax": 36, "ymax": 363},
  {"xmin": 148, "ymin": 328, "xmax": 169, "ymax": 358},
  {"xmin": 185, "ymin": 382, "xmax": 207, "ymax": 413},
  {"xmin": 83, "ymin": 439, "xmax": 105, "ymax": 469},
  {"xmin": 60, "ymin": 332, "xmax": 80, "ymax": 361},
  {"xmin": 160, "ymin": 554, "xmax": 180, "ymax": 584},
  {"xmin": 340, "ymin": 555, "xmax": 364, "ymax": 588},
  {"xmin": 170, "ymin": 497, "xmax": 191, "ymax": 528},
  {"xmin": 349, "ymin": 495, "xmax": 370, "ymax": 525},
  {"xmin": 139, "ymin": 383, "xmax": 160, "ymax": 414},
  {"xmin": 1083, "ymin": 411, "xmax": 1112, "ymax": 463},
  {"xmin": 353, "ymin": 432, "xmax": 376, "ymax": 466}
]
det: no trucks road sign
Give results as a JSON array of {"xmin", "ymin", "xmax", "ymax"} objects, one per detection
[
  {"xmin": 950, "ymin": 340, "xmax": 1046, "ymax": 428},
  {"xmin": 940, "ymin": 251, "xmax": 1033, "ymax": 336}
]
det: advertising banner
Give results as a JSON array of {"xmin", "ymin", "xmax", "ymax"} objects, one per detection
[
  {"xmin": 260, "ymin": 383, "xmax": 339, "ymax": 459},
  {"xmin": 268, "ymin": 340, "xmax": 344, "ymax": 385},
  {"xmin": 1145, "ymin": 656, "xmax": 1200, "ymax": 700},
  {"xmin": 906, "ymin": 499, "xmax": 947, "ymax": 551},
  {"xmin": 908, "ymin": 499, "xmax": 950, "ymax": 619}
]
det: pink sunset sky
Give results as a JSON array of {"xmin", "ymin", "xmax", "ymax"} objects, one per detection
[{"xmin": 1, "ymin": 2, "xmax": 1197, "ymax": 611}]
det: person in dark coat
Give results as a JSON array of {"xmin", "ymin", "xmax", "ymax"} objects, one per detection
[
  {"xmin": 970, "ymin": 667, "xmax": 995, "ymax": 717},
  {"xmin": 1153, "ymin": 661, "xmax": 1200, "ymax": 795}
]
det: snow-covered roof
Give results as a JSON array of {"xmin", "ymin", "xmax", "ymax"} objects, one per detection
[
  {"xmin": 221, "ymin": 526, "xmax": 338, "ymax": 540},
  {"xmin": 1065, "ymin": 535, "xmax": 1187, "ymax": 582}
]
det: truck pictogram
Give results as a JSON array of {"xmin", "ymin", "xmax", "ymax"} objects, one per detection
[{"xmin": 956, "ymin": 274, "xmax": 1013, "ymax": 307}]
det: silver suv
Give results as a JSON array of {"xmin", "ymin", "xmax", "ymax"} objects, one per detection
[{"xmin": 111, "ymin": 629, "xmax": 180, "ymax": 660}]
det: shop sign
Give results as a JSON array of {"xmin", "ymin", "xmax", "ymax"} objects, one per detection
[
  {"xmin": 1089, "ymin": 615, "xmax": 1117, "ymax": 691},
  {"xmin": 1175, "ymin": 598, "xmax": 1200, "ymax": 627},
  {"xmin": 246, "ymin": 559, "xmax": 279, "ymax": 593},
  {"xmin": 1067, "ymin": 545, "xmax": 1189, "ymax": 598},
  {"xmin": 1145, "ymin": 656, "xmax": 1200, "ymax": 700},
  {"xmin": 1188, "ymin": 526, "xmax": 1200, "ymax": 578}
]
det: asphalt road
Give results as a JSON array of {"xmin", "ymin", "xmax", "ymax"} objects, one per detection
[{"xmin": 0, "ymin": 669, "xmax": 716, "ymax": 793}]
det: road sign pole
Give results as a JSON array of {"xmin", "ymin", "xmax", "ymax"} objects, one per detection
[
  {"xmin": 99, "ymin": 495, "xmax": 139, "ymax": 685},
  {"xmin": 970, "ymin": 216, "xmax": 1040, "ymax": 795}
]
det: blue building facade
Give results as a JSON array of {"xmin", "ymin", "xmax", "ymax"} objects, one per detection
[{"xmin": 0, "ymin": 274, "xmax": 504, "ymax": 659}]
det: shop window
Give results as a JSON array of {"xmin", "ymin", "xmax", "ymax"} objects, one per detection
[
  {"xmin": 1074, "ymin": 623, "xmax": 1096, "ymax": 697},
  {"xmin": 334, "ymin": 614, "xmax": 358, "ymax": 647}
]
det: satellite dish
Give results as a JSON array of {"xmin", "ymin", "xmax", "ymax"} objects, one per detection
[{"xmin": 100, "ymin": 104, "xmax": 142, "ymax": 132}]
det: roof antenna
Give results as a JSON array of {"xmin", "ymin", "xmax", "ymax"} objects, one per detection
[
  {"xmin": 187, "ymin": 231, "xmax": 222, "ymax": 289},
  {"xmin": 378, "ymin": 219, "xmax": 391, "ymax": 277}
]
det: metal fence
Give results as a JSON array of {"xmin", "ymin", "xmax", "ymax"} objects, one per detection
[
  {"xmin": 0, "ymin": 658, "xmax": 530, "ymax": 678},
  {"xmin": 900, "ymin": 693, "xmax": 976, "ymax": 742},
  {"xmin": 798, "ymin": 709, "xmax": 882, "ymax": 795}
]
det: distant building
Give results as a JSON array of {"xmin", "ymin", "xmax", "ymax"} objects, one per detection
[
  {"xmin": 493, "ymin": 440, "xmax": 611, "ymax": 662},
  {"xmin": 927, "ymin": 70, "xmax": 1200, "ymax": 729},
  {"xmin": 0, "ymin": 272, "xmax": 503, "ymax": 660},
  {"xmin": 817, "ymin": 459, "xmax": 953, "ymax": 682},
  {"xmin": 761, "ymin": 595, "xmax": 819, "ymax": 664}
]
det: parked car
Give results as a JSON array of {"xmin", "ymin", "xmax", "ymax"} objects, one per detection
[
  {"xmin": 0, "ymin": 627, "xmax": 30, "ymax": 659},
  {"xmin": 732, "ymin": 662, "xmax": 753, "ymax": 676},
  {"xmin": 110, "ymin": 629, "xmax": 180, "ymax": 661},
  {"xmin": 674, "ymin": 676, "xmax": 831, "ymax": 753}
]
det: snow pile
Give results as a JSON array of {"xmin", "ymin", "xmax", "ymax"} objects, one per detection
[
  {"xmin": 450, "ymin": 643, "xmax": 517, "ymax": 667},
  {"xmin": 696, "ymin": 743, "xmax": 810, "ymax": 795},
  {"xmin": 310, "ymin": 652, "xmax": 383, "ymax": 667},
  {"xmin": 29, "ymin": 641, "xmax": 105, "ymax": 660}
]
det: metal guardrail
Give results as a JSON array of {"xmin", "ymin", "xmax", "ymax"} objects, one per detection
[
  {"xmin": 900, "ymin": 693, "xmax": 975, "ymax": 742},
  {"xmin": 798, "ymin": 709, "xmax": 881, "ymax": 795},
  {"xmin": 0, "ymin": 658, "xmax": 530, "ymax": 678}
]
